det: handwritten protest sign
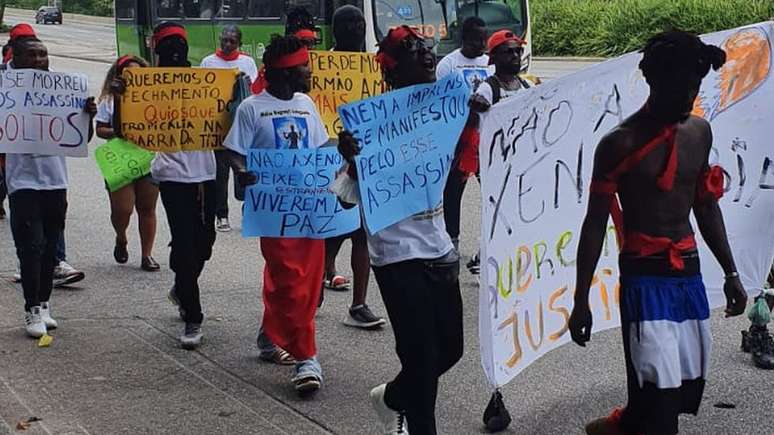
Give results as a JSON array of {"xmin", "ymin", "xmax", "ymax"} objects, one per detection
[
  {"xmin": 119, "ymin": 67, "xmax": 237, "ymax": 152},
  {"xmin": 308, "ymin": 51, "xmax": 385, "ymax": 138},
  {"xmin": 242, "ymin": 147, "xmax": 360, "ymax": 238},
  {"xmin": 0, "ymin": 70, "xmax": 90, "ymax": 157},
  {"xmin": 338, "ymin": 72, "xmax": 470, "ymax": 233},
  {"xmin": 94, "ymin": 138, "xmax": 155, "ymax": 192},
  {"xmin": 478, "ymin": 22, "xmax": 774, "ymax": 388}
]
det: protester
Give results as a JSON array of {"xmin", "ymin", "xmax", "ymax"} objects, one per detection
[
  {"xmin": 201, "ymin": 25, "xmax": 258, "ymax": 232},
  {"xmin": 568, "ymin": 31, "xmax": 747, "ymax": 435},
  {"xmin": 437, "ymin": 16, "xmax": 489, "ymax": 274},
  {"xmin": 463, "ymin": 29, "xmax": 536, "ymax": 275},
  {"xmin": 249, "ymin": 18, "xmax": 318, "ymax": 96},
  {"xmin": 94, "ymin": 55, "xmax": 160, "ymax": 272},
  {"xmin": 336, "ymin": 26, "xmax": 463, "ymax": 435},
  {"xmin": 321, "ymin": 4, "xmax": 386, "ymax": 330},
  {"xmin": 152, "ymin": 22, "xmax": 217, "ymax": 350},
  {"xmin": 3, "ymin": 24, "xmax": 86, "ymax": 287},
  {"xmin": 4, "ymin": 34, "xmax": 97, "ymax": 337},
  {"xmin": 224, "ymin": 34, "xmax": 327, "ymax": 394}
]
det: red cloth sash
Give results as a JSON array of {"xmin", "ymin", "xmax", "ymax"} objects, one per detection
[
  {"xmin": 251, "ymin": 66, "xmax": 267, "ymax": 94},
  {"xmin": 215, "ymin": 48, "xmax": 241, "ymax": 61},
  {"xmin": 588, "ymin": 123, "xmax": 721, "ymax": 270},
  {"xmin": 457, "ymin": 124, "xmax": 480, "ymax": 175},
  {"xmin": 260, "ymin": 237, "xmax": 324, "ymax": 360}
]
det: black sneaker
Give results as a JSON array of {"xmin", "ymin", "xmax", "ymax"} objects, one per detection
[
  {"xmin": 180, "ymin": 322, "xmax": 203, "ymax": 350},
  {"xmin": 749, "ymin": 325, "xmax": 774, "ymax": 369},
  {"xmin": 467, "ymin": 253, "xmax": 480, "ymax": 275},
  {"xmin": 742, "ymin": 328, "xmax": 752, "ymax": 353},
  {"xmin": 343, "ymin": 305, "xmax": 386, "ymax": 330}
]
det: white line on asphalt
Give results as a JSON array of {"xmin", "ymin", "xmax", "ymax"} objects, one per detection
[{"xmin": 0, "ymin": 376, "xmax": 55, "ymax": 435}]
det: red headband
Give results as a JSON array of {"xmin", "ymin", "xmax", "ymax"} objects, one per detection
[
  {"xmin": 294, "ymin": 29, "xmax": 317, "ymax": 41},
  {"xmin": 269, "ymin": 46, "xmax": 309, "ymax": 69},
  {"xmin": 153, "ymin": 26, "xmax": 187, "ymax": 47},
  {"xmin": 375, "ymin": 25, "xmax": 423, "ymax": 70},
  {"xmin": 10, "ymin": 23, "xmax": 36, "ymax": 41},
  {"xmin": 116, "ymin": 55, "xmax": 134, "ymax": 69}
]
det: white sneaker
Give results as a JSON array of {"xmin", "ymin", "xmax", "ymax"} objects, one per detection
[
  {"xmin": 370, "ymin": 384, "xmax": 409, "ymax": 434},
  {"xmin": 24, "ymin": 307, "xmax": 47, "ymax": 338},
  {"xmin": 180, "ymin": 323, "xmax": 203, "ymax": 350},
  {"xmin": 53, "ymin": 261, "xmax": 85, "ymax": 287},
  {"xmin": 216, "ymin": 217, "xmax": 232, "ymax": 232},
  {"xmin": 40, "ymin": 302, "xmax": 58, "ymax": 329}
]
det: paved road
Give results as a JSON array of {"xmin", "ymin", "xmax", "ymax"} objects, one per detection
[{"xmin": 0, "ymin": 15, "xmax": 771, "ymax": 435}]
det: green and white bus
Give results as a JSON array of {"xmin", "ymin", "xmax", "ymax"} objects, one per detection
[{"xmin": 115, "ymin": 0, "xmax": 531, "ymax": 71}]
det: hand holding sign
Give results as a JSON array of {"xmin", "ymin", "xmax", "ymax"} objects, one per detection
[{"xmin": 338, "ymin": 72, "xmax": 470, "ymax": 233}]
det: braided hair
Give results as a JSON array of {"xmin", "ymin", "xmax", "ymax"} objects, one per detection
[{"xmin": 639, "ymin": 30, "xmax": 726, "ymax": 81}]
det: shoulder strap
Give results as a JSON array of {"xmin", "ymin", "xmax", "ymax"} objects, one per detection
[
  {"xmin": 517, "ymin": 75, "xmax": 531, "ymax": 89},
  {"xmin": 485, "ymin": 75, "xmax": 501, "ymax": 105}
]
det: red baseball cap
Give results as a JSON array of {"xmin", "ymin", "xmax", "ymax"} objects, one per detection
[
  {"xmin": 487, "ymin": 30, "xmax": 525, "ymax": 53},
  {"xmin": 9, "ymin": 23, "xmax": 36, "ymax": 40}
]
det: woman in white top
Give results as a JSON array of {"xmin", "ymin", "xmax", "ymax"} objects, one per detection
[{"xmin": 94, "ymin": 55, "xmax": 160, "ymax": 272}]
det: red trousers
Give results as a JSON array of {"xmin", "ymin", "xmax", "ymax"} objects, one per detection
[{"xmin": 260, "ymin": 237, "xmax": 324, "ymax": 360}]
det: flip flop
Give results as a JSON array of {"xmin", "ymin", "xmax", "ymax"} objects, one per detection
[
  {"xmin": 324, "ymin": 275, "xmax": 350, "ymax": 291},
  {"xmin": 259, "ymin": 348, "xmax": 297, "ymax": 366}
]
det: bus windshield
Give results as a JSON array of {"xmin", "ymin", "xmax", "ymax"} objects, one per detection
[{"xmin": 374, "ymin": 0, "xmax": 449, "ymax": 41}]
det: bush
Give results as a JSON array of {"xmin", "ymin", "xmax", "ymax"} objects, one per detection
[
  {"xmin": 531, "ymin": 0, "xmax": 774, "ymax": 57},
  {"xmin": 6, "ymin": 0, "xmax": 114, "ymax": 17}
]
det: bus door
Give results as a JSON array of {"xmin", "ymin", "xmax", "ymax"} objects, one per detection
[{"xmin": 115, "ymin": 0, "xmax": 151, "ymax": 59}]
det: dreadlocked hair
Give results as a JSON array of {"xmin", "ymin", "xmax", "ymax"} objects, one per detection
[
  {"xmin": 99, "ymin": 55, "xmax": 149, "ymax": 102},
  {"xmin": 262, "ymin": 34, "xmax": 305, "ymax": 83},
  {"xmin": 639, "ymin": 30, "xmax": 726, "ymax": 81},
  {"xmin": 285, "ymin": 6, "xmax": 316, "ymax": 36}
]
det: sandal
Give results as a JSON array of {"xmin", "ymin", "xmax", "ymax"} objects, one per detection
[
  {"xmin": 259, "ymin": 348, "xmax": 296, "ymax": 366},
  {"xmin": 324, "ymin": 275, "xmax": 350, "ymax": 291},
  {"xmin": 113, "ymin": 241, "xmax": 128, "ymax": 264},
  {"xmin": 141, "ymin": 256, "xmax": 160, "ymax": 272}
]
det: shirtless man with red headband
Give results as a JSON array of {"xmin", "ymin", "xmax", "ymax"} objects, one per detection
[
  {"xmin": 224, "ymin": 34, "xmax": 328, "ymax": 394},
  {"xmin": 569, "ymin": 31, "xmax": 747, "ymax": 435}
]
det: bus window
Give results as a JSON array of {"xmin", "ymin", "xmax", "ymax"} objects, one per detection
[
  {"xmin": 116, "ymin": 0, "xmax": 136, "ymax": 19},
  {"xmin": 373, "ymin": 0, "xmax": 448, "ymax": 41},
  {"xmin": 183, "ymin": 0, "xmax": 219, "ymax": 18},
  {"xmin": 331, "ymin": 0, "xmax": 364, "ymax": 9},
  {"xmin": 157, "ymin": 0, "xmax": 183, "ymax": 18},
  {"xmin": 248, "ymin": 0, "xmax": 283, "ymax": 18},
  {"xmin": 287, "ymin": 0, "xmax": 321, "ymax": 18},
  {"xmin": 218, "ymin": 0, "xmax": 247, "ymax": 18}
]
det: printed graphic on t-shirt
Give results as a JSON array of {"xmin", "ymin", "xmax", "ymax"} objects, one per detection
[
  {"xmin": 462, "ymin": 68, "xmax": 489, "ymax": 90},
  {"xmin": 272, "ymin": 117, "xmax": 309, "ymax": 149}
]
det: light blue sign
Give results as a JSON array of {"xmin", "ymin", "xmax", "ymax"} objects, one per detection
[
  {"xmin": 338, "ymin": 72, "xmax": 469, "ymax": 233},
  {"xmin": 242, "ymin": 147, "xmax": 360, "ymax": 238}
]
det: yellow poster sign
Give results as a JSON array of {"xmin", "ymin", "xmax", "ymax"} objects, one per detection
[
  {"xmin": 119, "ymin": 67, "xmax": 237, "ymax": 152},
  {"xmin": 308, "ymin": 51, "xmax": 385, "ymax": 138}
]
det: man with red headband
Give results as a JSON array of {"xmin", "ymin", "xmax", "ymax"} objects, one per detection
[
  {"xmin": 201, "ymin": 25, "xmax": 258, "ymax": 233},
  {"xmin": 223, "ymin": 34, "xmax": 328, "ymax": 394},
  {"xmin": 4, "ymin": 35, "xmax": 97, "ymax": 338},
  {"xmin": 569, "ymin": 31, "xmax": 747, "ymax": 435},
  {"xmin": 150, "ymin": 22, "xmax": 218, "ymax": 350},
  {"xmin": 337, "ymin": 25, "xmax": 463, "ymax": 435}
]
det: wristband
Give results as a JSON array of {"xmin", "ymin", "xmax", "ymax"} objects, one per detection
[{"xmin": 724, "ymin": 271, "xmax": 739, "ymax": 280}]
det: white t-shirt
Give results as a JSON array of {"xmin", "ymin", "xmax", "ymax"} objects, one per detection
[
  {"xmin": 95, "ymin": 97, "xmax": 114, "ymax": 126},
  {"xmin": 224, "ymin": 92, "xmax": 328, "ymax": 153},
  {"xmin": 436, "ymin": 48, "xmax": 492, "ymax": 91},
  {"xmin": 475, "ymin": 80, "xmax": 527, "ymax": 106},
  {"xmin": 201, "ymin": 53, "xmax": 259, "ymax": 82},
  {"xmin": 365, "ymin": 203, "xmax": 454, "ymax": 267},
  {"xmin": 3, "ymin": 64, "xmax": 68, "ymax": 194}
]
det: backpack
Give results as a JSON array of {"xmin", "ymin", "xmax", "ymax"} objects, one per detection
[{"xmin": 480, "ymin": 74, "xmax": 532, "ymax": 106}]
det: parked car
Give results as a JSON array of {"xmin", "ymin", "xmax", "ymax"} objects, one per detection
[{"xmin": 35, "ymin": 6, "xmax": 63, "ymax": 25}]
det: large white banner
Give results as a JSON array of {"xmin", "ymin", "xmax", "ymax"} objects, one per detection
[
  {"xmin": 479, "ymin": 22, "xmax": 774, "ymax": 388},
  {"xmin": 0, "ymin": 69, "xmax": 91, "ymax": 157}
]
